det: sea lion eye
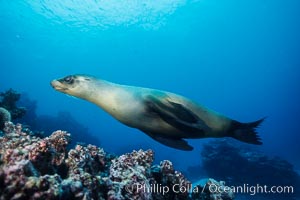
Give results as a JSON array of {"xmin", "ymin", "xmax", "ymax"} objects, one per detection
[{"xmin": 63, "ymin": 76, "xmax": 74, "ymax": 84}]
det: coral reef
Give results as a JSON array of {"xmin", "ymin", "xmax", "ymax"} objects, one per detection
[
  {"xmin": 0, "ymin": 107, "xmax": 11, "ymax": 130},
  {"xmin": 0, "ymin": 122, "xmax": 233, "ymax": 200},
  {"xmin": 0, "ymin": 89, "xmax": 26, "ymax": 120}
]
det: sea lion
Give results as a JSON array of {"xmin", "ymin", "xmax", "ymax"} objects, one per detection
[{"xmin": 51, "ymin": 74, "xmax": 264, "ymax": 151}]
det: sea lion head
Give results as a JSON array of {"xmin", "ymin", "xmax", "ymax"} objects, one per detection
[{"xmin": 51, "ymin": 74, "xmax": 95, "ymax": 99}]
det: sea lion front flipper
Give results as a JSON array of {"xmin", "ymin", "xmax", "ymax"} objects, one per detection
[
  {"xmin": 143, "ymin": 131, "xmax": 193, "ymax": 151},
  {"xmin": 145, "ymin": 95, "xmax": 208, "ymax": 136}
]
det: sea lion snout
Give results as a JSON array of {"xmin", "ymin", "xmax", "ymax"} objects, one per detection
[
  {"xmin": 51, "ymin": 75, "xmax": 93, "ymax": 98},
  {"xmin": 50, "ymin": 80, "xmax": 59, "ymax": 88},
  {"xmin": 50, "ymin": 80, "xmax": 69, "ymax": 92}
]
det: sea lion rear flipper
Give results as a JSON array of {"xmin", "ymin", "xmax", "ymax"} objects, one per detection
[
  {"xmin": 228, "ymin": 118, "xmax": 265, "ymax": 145},
  {"xmin": 143, "ymin": 131, "xmax": 193, "ymax": 151},
  {"xmin": 145, "ymin": 95, "xmax": 208, "ymax": 136}
]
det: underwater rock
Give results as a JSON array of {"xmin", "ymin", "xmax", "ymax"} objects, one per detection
[
  {"xmin": 108, "ymin": 149, "xmax": 154, "ymax": 200},
  {"xmin": 200, "ymin": 140, "xmax": 300, "ymax": 199},
  {"xmin": 191, "ymin": 178, "xmax": 234, "ymax": 200},
  {"xmin": 0, "ymin": 123, "xmax": 68, "ymax": 200},
  {"xmin": 150, "ymin": 160, "xmax": 192, "ymax": 200},
  {"xmin": 0, "ymin": 107, "xmax": 11, "ymax": 130},
  {"xmin": 1, "ymin": 122, "xmax": 231, "ymax": 200},
  {"xmin": 0, "ymin": 89, "xmax": 26, "ymax": 120},
  {"xmin": 64, "ymin": 144, "xmax": 113, "ymax": 200},
  {"xmin": 0, "ymin": 122, "xmax": 109, "ymax": 200}
]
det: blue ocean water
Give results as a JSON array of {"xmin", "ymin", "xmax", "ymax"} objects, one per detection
[{"xmin": 0, "ymin": 0, "xmax": 300, "ymax": 178}]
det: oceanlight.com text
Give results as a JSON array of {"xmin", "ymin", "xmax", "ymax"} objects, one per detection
[{"xmin": 208, "ymin": 183, "xmax": 294, "ymax": 196}]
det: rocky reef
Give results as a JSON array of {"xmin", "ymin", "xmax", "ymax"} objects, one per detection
[
  {"xmin": 0, "ymin": 107, "xmax": 11, "ymax": 130},
  {"xmin": 0, "ymin": 89, "xmax": 26, "ymax": 120},
  {"xmin": 0, "ymin": 88, "xmax": 101, "ymax": 146},
  {"xmin": 0, "ymin": 122, "xmax": 234, "ymax": 200},
  {"xmin": 191, "ymin": 178, "xmax": 234, "ymax": 200},
  {"xmin": 0, "ymin": 89, "xmax": 27, "ymax": 131},
  {"xmin": 200, "ymin": 140, "xmax": 300, "ymax": 199}
]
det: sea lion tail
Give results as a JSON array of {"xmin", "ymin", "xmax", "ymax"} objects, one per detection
[{"xmin": 228, "ymin": 117, "xmax": 265, "ymax": 145}]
